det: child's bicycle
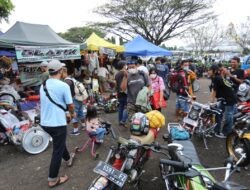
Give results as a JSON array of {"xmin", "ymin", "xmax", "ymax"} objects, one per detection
[{"xmin": 74, "ymin": 120, "xmax": 116, "ymax": 159}]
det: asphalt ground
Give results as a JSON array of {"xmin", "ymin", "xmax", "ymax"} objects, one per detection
[{"xmin": 0, "ymin": 78, "xmax": 249, "ymax": 190}]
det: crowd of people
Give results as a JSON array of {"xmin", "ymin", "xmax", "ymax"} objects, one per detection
[{"xmin": 1, "ymin": 50, "xmax": 245, "ymax": 188}]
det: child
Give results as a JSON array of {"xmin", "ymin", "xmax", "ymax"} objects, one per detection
[{"xmin": 86, "ymin": 106, "xmax": 106, "ymax": 143}]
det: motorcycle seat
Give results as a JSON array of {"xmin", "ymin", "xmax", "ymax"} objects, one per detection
[
  {"xmin": 172, "ymin": 140, "xmax": 201, "ymax": 166},
  {"xmin": 131, "ymin": 130, "xmax": 155, "ymax": 145}
]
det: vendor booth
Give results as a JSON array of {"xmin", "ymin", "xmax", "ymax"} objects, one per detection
[
  {"xmin": 0, "ymin": 21, "xmax": 81, "ymax": 87},
  {"xmin": 80, "ymin": 32, "xmax": 124, "ymax": 55},
  {"xmin": 124, "ymin": 35, "xmax": 172, "ymax": 56},
  {"xmin": 0, "ymin": 22, "xmax": 82, "ymax": 154},
  {"xmin": 0, "ymin": 21, "xmax": 80, "ymax": 62}
]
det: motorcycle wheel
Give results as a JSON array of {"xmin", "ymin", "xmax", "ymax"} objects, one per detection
[
  {"xmin": 192, "ymin": 80, "xmax": 200, "ymax": 92},
  {"xmin": 226, "ymin": 132, "xmax": 250, "ymax": 167}
]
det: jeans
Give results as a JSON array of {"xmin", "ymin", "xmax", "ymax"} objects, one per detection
[
  {"xmin": 90, "ymin": 127, "xmax": 106, "ymax": 140},
  {"xmin": 223, "ymin": 105, "xmax": 235, "ymax": 135},
  {"xmin": 72, "ymin": 99, "xmax": 84, "ymax": 123},
  {"xmin": 42, "ymin": 126, "xmax": 70, "ymax": 181},
  {"xmin": 215, "ymin": 104, "xmax": 235, "ymax": 135},
  {"xmin": 118, "ymin": 96, "xmax": 127, "ymax": 123},
  {"xmin": 176, "ymin": 95, "xmax": 189, "ymax": 113}
]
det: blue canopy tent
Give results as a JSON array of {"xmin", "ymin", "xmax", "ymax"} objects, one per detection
[
  {"xmin": 124, "ymin": 35, "xmax": 172, "ymax": 56},
  {"xmin": 0, "ymin": 50, "xmax": 16, "ymax": 57}
]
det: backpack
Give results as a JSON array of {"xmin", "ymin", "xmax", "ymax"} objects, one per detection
[
  {"xmin": 170, "ymin": 70, "xmax": 188, "ymax": 94},
  {"xmin": 65, "ymin": 77, "xmax": 88, "ymax": 101},
  {"xmin": 169, "ymin": 71, "xmax": 179, "ymax": 93}
]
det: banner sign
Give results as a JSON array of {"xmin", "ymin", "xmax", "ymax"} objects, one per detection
[
  {"xmin": 15, "ymin": 45, "xmax": 81, "ymax": 63},
  {"xmin": 99, "ymin": 47, "xmax": 116, "ymax": 57},
  {"xmin": 19, "ymin": 64, "xmax": 44, "ymax": 87}
]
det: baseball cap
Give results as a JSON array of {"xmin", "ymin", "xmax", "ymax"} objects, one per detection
[
  {"xmin": 48, "ymin": 59, "xmax": 65, "ymax": 73},
  {"xmin": 40, "ymin": 61, "xmax": 48, "ymax": 67}
]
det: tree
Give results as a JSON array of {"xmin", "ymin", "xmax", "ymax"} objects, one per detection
[
  {"xmin": 0, "ymin": 0, "xmax": 14, "ymax": 23},
  {"xmin": 107, "ymin": 36, "xmax": 116, "ymax": 44},
  {"xmin": 182, "ymin": 18, "xmax": 224, "ymax": 53},
  {"xmin": 93, "ymin": 0, "xmax": 216, "ymax": 45},
  {"xmin": 58, "ymin": 26, "xmax": 105, "ymax": 43},
  {"xmin": 227, "ymin": 17, "xmax": 250, "ymax": 55}
]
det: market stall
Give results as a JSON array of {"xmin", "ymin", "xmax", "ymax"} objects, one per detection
[
  {"xmin": 124, "ymin": 35, "xmax": 172, "ymax": 56},
  {"xmin": 0, "ymin": 21, "xmax": 81, "ymax": 87},
  {"xmin": 80, "ymin": 32, "xmax": 124, "ymax": 54}
]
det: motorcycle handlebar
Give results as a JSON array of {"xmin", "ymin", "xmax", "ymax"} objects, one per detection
[
  {"xmin": 160, "ymin": 159, "xmax": 190, "ymax": 170},
  {"xmin": 126, "ymin": 143, "xmax": 171, "ymax": 152}
]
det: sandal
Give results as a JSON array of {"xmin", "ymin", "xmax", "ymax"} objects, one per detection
[
  {"xmin": 48, "ymin": 175, "xmax": 69, "ymax": 188},
  {"xmin": 66, "ymin": 152, "xmax": 75, "ymax": 167}
]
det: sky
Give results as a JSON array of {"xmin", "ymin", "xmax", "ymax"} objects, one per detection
[{"xmin": 1, "ymin": 0, "xmax": 250, "ymax": 46}]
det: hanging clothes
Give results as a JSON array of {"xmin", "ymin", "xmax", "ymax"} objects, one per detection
[{"xmin": 88, "ymin": 52, "xmax": 99, "ymax": 73}]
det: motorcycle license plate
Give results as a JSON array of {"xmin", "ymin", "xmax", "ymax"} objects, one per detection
[
  {"xmin": 93, "ymin": 161, "xmax": 128, "ymax": 187},
  {"xmin": 183, "ymin": 117, "xmax": 198, "ymax": 127}
]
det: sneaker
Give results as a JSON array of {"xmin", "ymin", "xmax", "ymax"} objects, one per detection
[
  {"xmin": 70, "ymin": 131, "xmax": 80, "ymax": 136},
  {"xmin": 215, "ymin": 133, "xmax": 226, "ymax": 138}
]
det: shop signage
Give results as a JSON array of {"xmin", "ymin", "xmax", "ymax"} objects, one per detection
[{"xmin": 15, "ymin": 45, "xmax": 81, "ymax": 63}]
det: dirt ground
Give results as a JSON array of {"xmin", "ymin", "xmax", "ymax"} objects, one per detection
[{"xmin": 0, "ymin": 78, "xmax": 249, "ymax": 190}]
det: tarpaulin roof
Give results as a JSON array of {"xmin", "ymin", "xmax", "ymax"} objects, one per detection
[
  {"xmin": 81, "ymin": 33, "xmax": 124, "ymax": 52},
  {"xmin": 0, "ymin": 21, "xmax": 74, "ymax": 48},
  {"xmin": 124, "ymin": 35, "xmax": 172, "ymax": 56},
  {"xmin": 0, "ymin": 50, "xmax": 15, "ymax": 57}
]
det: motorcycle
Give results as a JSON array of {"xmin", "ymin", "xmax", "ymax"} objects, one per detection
[
  {"xmin": 180, "ymin": 95, "xmax": 223, "ymax": 149},
  {"xmin": 226, "ymin": 102, "xmax": 250, "ymax": 167},
  {"xmin": 237, "ymin": 79, "xmax": 250, "ymax": 102},
  {"xmin": 162, "ymin": 123, "xmax": 249, "ymax": 190},
  {"xmin": 98, "ymin": 93, "xmax": 118, "ymax": 113},
  {"xmin": 88, "ymin": 112, "xmax": 164, "ymax": 190}
]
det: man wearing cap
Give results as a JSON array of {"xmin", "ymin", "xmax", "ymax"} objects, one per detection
[
  {"xmin": 40, "ymin": 59, "xmax": 75, "ymax": 188},
  {"xmin": 40, "ymin": 61, "xmax": 49, "ymax": 83}
]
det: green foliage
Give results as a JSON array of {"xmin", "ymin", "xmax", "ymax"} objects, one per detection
[
  {"xmin": 0, "ymin": 0, "xmax": 14, "ymax": 23},
  {"xmin": 107, "ymin": 36, "xmax": 115, "ymax": 44},
  {"xmin": 161, "ymin": 44, "xmax": 177, "ymax": 50},
  {"xmin": 94, "ymin": 0, "xmax": 216, "ymax": 45},
  {"xmin": 58, "ymin": 26, "xmax": 105, "ymax": 43}
]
